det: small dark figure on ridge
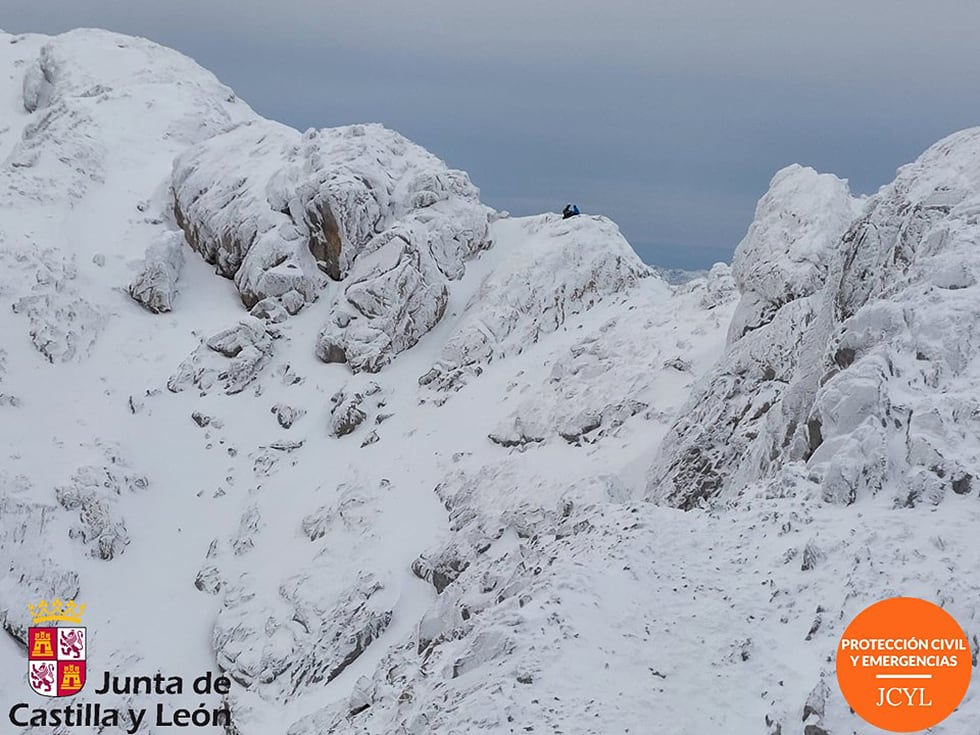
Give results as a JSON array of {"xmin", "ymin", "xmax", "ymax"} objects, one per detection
[{"xmin": 562, "ymin": 203, "xmax": 580, "ymax": 219}]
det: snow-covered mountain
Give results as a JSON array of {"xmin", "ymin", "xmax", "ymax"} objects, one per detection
[{"xmin": 1, "ymin": 28, "xmax": 978, "ymax": 735}]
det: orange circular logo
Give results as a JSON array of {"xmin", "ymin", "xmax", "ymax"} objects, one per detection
[{"xmin": 836, "ymin": 597, "xmax": 972, "ymax": 732}]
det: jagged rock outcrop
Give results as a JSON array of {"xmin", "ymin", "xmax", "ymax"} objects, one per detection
[
  {"xmin": 324, "ymin": 384, "xmax": 389, "ymax": 437},
  {"xmin": 128, "ymin": 231, "xmax": 185, "ymax": 313},
  {"xmin": 172, "ymin": 120, "xmax": 324, "ymax": 307},
  {"xmin": 329, "ymin": 391, "xmax": 367, "ymax": 437},
  {"xmin": 649, "ymin": 129, "xmax": 980, "ymax": 509},
  {"xmin": 802, "ymin": 129, "xmax": 980, "ymax": 506},
  {"xmin": 172, "ymin": 121, "xmax": 493, "ymax": 332}
]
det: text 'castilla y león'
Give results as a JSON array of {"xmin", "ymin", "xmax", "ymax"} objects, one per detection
[{"xmin": 9, "ymin": 672, "xmax": 234, "ymax": 733}]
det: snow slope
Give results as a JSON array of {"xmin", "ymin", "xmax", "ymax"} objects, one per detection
[{"xmin": 1, "ymin": 27, "xmax": 979, "ymax": 735}]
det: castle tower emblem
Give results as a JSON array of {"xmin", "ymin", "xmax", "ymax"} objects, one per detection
[{"xmin": 27, "ymin": 599, "xmax": 87, "ymax": 697}]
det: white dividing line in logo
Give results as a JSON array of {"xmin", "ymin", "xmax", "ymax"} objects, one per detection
[{"xmin": 875, "ymin": 674, "xmax": 934, "ymax": 679}]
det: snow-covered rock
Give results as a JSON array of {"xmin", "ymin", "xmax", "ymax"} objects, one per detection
[
  {"xmin": 55, "ymin": 463, "xmax": 147, "ymax": 560},
  {"xmin": 1, "ymin": 29, "xmax": 251, "ymax": 367},
  {"xmin": 328, "ymin": 390, "xmax": 368, "ymax": 438},
  {"xmin": 168, "ymin": 318, "xmax": 275, "ymax": 395},
  {"xmin": 171, "ymin": 120, "xmax": 323, "ymax": 307},
  {"xmin": 315, "ymin": 235, "xmax": 449, "ymax": 373},
  {"xmin": 128, "ymin": 231, "xmax": 185, "ymax": 313},
  {"xmin": 173, "ymin": 121, "xmax": 492, "ymax": 321},
  {"xmin": 271, "ymin": 403, "xmax": 305, "ymax": 430},
  {"xmin": 646, "ymin": 165, "xmax": 860, "ymax": 508},
  {"xmin": 485, "ymin": 265, "xmax": 735, "ymax": 450},
  {"xmin": 214, "ymin": 571, "xmax": 393, "ymax": 703},
  {"xmin": 212, "ymin": 479, "xmax": 397, "ymax": 704},
  {"xmin": 9, "ymin": 246, "xmax": 106, "ymax": 363},
  {"xmin": 804, "ymin": 129, "xmax": 980, "ymax": 506},
  {"xmin": 322, "ymin": 384, "xmax": 390, "ymax": 438},
  {"xmin": 727, "ymin": 164, "xmax": 860, "ymax": 342},
  {"xmin": 649, "ymin": 127, "xmax": 980, "ymax": 510},
  {"xmin": 419, "ymin": 214, "xmax": 653, "ymax": 394},
  {"xmin": 288, "ymin": 467, "xmax": 667, "ymax": 734}
]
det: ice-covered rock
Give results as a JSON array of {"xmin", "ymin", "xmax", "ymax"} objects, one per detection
[
  {"xmin": 728, "ymin": 165, "xmax": 860, "ymax": 342},
  {"xmin": 168, "ymin": 318, "xmax": 275, "ymax": 395},
  {"xmin": 328, "ymin": 390, "xmax": 367, "ymax": 437},
  {"xmin": 9, "ymin": 247, "xmax": 106, "ymax": 363},
  {"xmin": 55, "ymin": 462, "xmax": 148, "ymax": 560},
  {"xmin": 173, "ymin": 120, "xmax": 492, "ymax": 317},
  {"xmin": 803, "ymin": 129, "xmax": 980, "ymax": 506},
  {"xmin": 171, "ymin": 120, "xmax": 322, "ymax": 307},
  {"xmin": 315, "ymin": 235, "xmax": 449, "ymax": 373},
  {"xmin": 128, "ymin": 231, "xmax": 185, "ymax": 313},
  {"xmin": 649, "ymin": 128, "xmax": 980, "ymax": 509},
  {"xmin": 647, "ymin": 165, "xmax": 860, "ymax": 508},
  {"xmin": 419, "ymin": 214, "xmax": 652, "ymax": 394}
]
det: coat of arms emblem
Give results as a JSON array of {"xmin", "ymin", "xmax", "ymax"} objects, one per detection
[{"xmin": 27, "ymin": 599, "xmax": 86, "ymax": 697}]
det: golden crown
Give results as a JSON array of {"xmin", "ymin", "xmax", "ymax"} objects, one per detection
[{"xmin": 28, "ymin": 599, "xmax": 86, "ymax": 625}]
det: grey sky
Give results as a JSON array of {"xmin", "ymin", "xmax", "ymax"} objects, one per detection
[{"xmin": 5, "ymin": 1, "xmax": 980, "ymax": 268}]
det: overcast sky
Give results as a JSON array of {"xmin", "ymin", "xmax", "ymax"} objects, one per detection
[{"xmin": 5, "ymin": 1, "xmax": 980, "ymax": 268}]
